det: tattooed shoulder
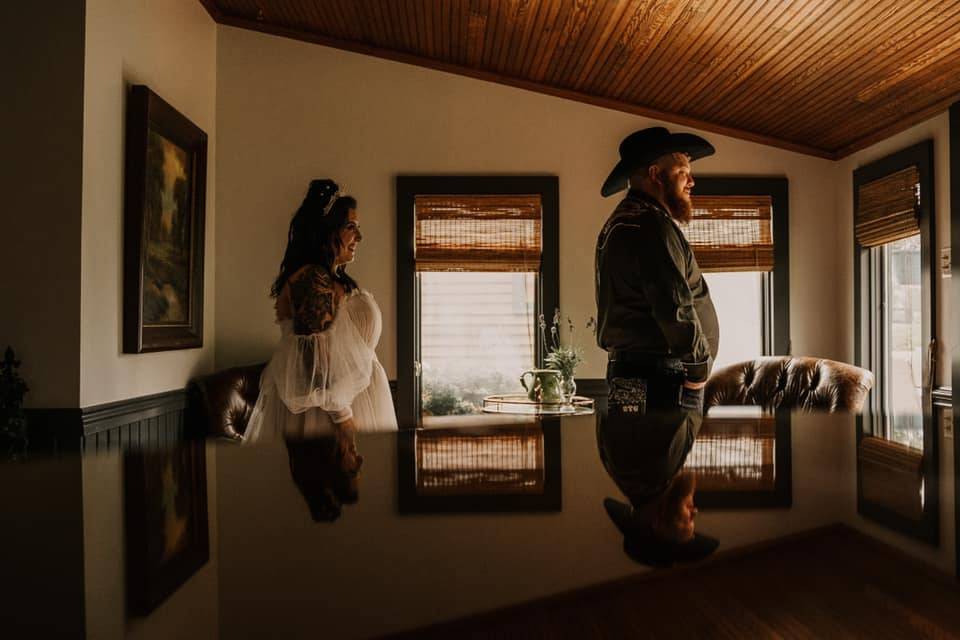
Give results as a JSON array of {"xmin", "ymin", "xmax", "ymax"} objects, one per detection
[{"xmin": 290, "ymin": 265, "xmax": 337, "ymax": 335}]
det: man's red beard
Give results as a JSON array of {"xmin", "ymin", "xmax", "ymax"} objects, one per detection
[{"xmin": 664, "ymin": 178, "xmax": 693, "ymax": 224}]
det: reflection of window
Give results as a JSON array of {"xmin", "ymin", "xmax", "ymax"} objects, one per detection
[
  {"xmin": 415, "ymin": 426, "xmax": 544, "ymax": 495},
  {"xmin": 859, "ymin": 435, "xmax": 923, "ymax": 520},
  {"xmin": 684, "ymin": 415, "xmax": 775, "ymax": 491},
  {"xmin": 688, "ymin": 180, "xmax": 790, "ymax": 368},
  {"xmin": 397, "ymin": 420, "xmax": 562, "ymax": 513}
]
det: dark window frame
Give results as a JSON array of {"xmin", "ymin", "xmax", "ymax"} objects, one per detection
[
  {"xmin": 853, "ymin": 139, "xmax": 939, "ymax": 545},
  {"xmin": 691, "ymin": 176, "xmax": 792, "ymax": 509},
  {"xmin": 949, "ymin": 101, "xmax": 959, "ymax": 576},
  {"xmin": 396, "ymin": 176, "xmax": 559, "ymax": 428}
]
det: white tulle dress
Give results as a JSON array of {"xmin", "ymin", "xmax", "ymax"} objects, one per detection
[{"xmin": 244, "ymin": 288, "xmax": 398, "ymax": 442}]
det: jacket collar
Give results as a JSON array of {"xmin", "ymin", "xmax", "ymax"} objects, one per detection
[{"xmin": 624, "ymin": 188, "xmax": 669, "ymax": 214}]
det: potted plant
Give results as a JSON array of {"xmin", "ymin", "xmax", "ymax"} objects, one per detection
[
  {"xmin": 0, "ymin": 347, "xmax": 29, "ymax": 458},
  {"xmin": 539, "ymin": 310, "xmax": 594, "ymax": 404}
]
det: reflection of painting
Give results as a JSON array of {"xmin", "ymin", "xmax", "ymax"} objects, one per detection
[
  {"xmin": 125, "ymin": 442, "xmax": 209, "ymax": 616},
  {"xmin": 124, "ymin": 85, "xmax": 207, "ymax": 352},
  {"xmin": 143, "ymin": 130, "xmax": 192, "ymax": 325}
]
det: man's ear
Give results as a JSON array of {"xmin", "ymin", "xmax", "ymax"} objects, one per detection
[{"xmin": 647, "ymin": 164, "xmax": 663, "ymax": 187}]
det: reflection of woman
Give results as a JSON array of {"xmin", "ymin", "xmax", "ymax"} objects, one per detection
[
  {"xmin": 286, "ymin": 434, "xmax": 361, "ymax": 522},
  {"xmin": 244, "ymin": 179, "xmax": 398, "ymax": 442}
]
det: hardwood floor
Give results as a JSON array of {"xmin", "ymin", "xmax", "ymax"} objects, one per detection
[{"xmin": 391, "ymin": 526, "xmax": 960, "ymax": 639}]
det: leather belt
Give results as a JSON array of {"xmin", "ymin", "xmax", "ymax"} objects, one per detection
[{"xmin": 607, "ymin": 350, "xmax": 682, "ymax": 369}]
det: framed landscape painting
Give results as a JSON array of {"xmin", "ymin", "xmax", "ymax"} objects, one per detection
[{"xmin": 123, "ymin": 85, "xmax": 207, "ymax": 352}]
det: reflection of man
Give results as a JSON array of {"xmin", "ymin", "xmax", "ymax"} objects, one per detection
[
  {"xmin": 596, "ymin": 127, "xmax": 720, "ymax": 413},
  {"xmin": 597, "ymin": 405, "xmax": 717, "ymax": 567}
]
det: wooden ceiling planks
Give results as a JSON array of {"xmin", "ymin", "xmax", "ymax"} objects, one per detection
[
  {"xmin": 722, "ymin": 0, "xmax": 905, "ymax": 131},
  {"xmin": 200, "ymin": 0, "xmax": 960, "ymax": 159},
  {"xmin": 784, "ymin": 3, "xmax": 960, "ymax": 146}
]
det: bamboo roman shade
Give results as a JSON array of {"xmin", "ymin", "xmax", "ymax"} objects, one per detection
[
  {"xmin": 687, "ymin": 195, "xmax": 774, "ymax": 272},
  {"xmin": 855, "ymin": 166, "xmax": 920, "ymax": 248},
  {"xmin": 414, "ymin": 194, "xmax": 542, "ymax": 272}
]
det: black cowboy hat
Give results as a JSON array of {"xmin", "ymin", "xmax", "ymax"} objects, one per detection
[
  {"xmin": 601, "ymin": 127, "xmax": 715, "ymax": 197},
  {"xmin": 603, "ymin": 497, "xmax": 719, "ymax": 568}
]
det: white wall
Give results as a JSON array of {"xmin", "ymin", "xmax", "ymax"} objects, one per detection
[
  {"xmin": 80, "ymin": 0, "xmax": 218, "ymax": 407},
  {"xmin": 835, "ymin": 111, "xmax": 955, "ymax": 574},
  {"xmin": 214, "ymin": 25, "xmax": 842, "ymax": 380},
  {"xmin": 2, "ymin": 4, "xmax": 85, "ymax": 407}
]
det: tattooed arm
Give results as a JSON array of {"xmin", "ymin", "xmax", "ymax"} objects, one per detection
[
  {"xmin": 289, "ymin": 265, "xmax": 337, "ymax": 335},
  {"xmin": 287, "ymin": 266, "xmax": 353, "ymax": 424}
]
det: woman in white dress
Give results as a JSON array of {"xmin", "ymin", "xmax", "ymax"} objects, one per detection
[{"xmin": 244, "ymin": 179, "xmax": 398, "ymax": 446}]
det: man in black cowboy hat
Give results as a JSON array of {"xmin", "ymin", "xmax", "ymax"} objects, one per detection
[
  {"xmin": 594, "ymin": 126, "xmax": 721, "ymax": 566},
  {"xmin": 595, "ymin": 126, "xmax": 720, "ymax": 414}
]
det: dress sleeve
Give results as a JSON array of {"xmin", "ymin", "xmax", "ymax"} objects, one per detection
[{"xmin": 271, "ymin": 267, "xmax": 374, "ymax": 422}]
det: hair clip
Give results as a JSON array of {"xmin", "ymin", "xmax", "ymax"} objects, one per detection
[{"xmin": 322, "ymin": 188, "xmax": 342, "ymax": 216}]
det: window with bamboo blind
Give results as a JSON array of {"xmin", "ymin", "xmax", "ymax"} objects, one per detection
[
  {"xmin": 687, "ymin": 194, "xmax": 774, "ymax": 272},
  {"xmin": 414, "ymin": 194, "xmax": 542, "ymax": 418},
  {"xmin": 683, "ymin": 177, "xmax": 789, "ymax": 372},
  {"xmin": 414, "ymin": 194, "xmax": 542, "ymax": 272},
  {"xmin": 853, "ymin": 140, "xmax": 936, "ymax": 545},
  {"xmin": 854, "ymin": 166, "xmax": 920, "ymax": 248},
  {"xmin": 397, "ymin": 176, "xmax": 559, "ymax": 429}
]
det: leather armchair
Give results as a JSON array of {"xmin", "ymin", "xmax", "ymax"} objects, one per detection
[
  {"xmin": 186, "ymin": 363, "xmax": 266, "ymax": 440},
  {"xmin": 704, "ymin": 356, "xmax": 874, "ymax": 412}
]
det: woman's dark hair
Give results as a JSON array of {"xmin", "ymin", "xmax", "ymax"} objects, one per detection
[{"xmin": 271, "ymin": 179, "xmax": 359, "ymax": 297}]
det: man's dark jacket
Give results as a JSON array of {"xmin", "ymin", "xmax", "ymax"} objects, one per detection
[{"xmin": 595, "ymin": 190, "xmax": 719, "ymax": 382}]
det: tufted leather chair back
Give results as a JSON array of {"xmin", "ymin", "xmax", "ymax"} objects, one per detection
[
  {"xmin": 186, "ymin": 357, "xmax": 875, "ymax": 438},
  {"xmin": 187, "ymin": 363, "xmax": 266, "ymax": 440},
  {"xmin": 704, "ymin": 356, "xmax": 874, "ymax": 412}
]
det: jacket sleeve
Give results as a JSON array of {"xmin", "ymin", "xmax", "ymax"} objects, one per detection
[{"xmin": 612, "ymin": 219, "xmax": 712, "ymax": 382}]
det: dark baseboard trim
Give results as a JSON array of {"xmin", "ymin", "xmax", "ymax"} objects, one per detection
[
  {"xmin": 82, "ymin": 389, "xmax": 186, "ymax": 435},
  {"xmin": 932, "ymin": 386, "xmax": 952, "ymax": 409},
  {"xmin": 24, "ymin": 389, "xmax": 189, "ymax": 452}
]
